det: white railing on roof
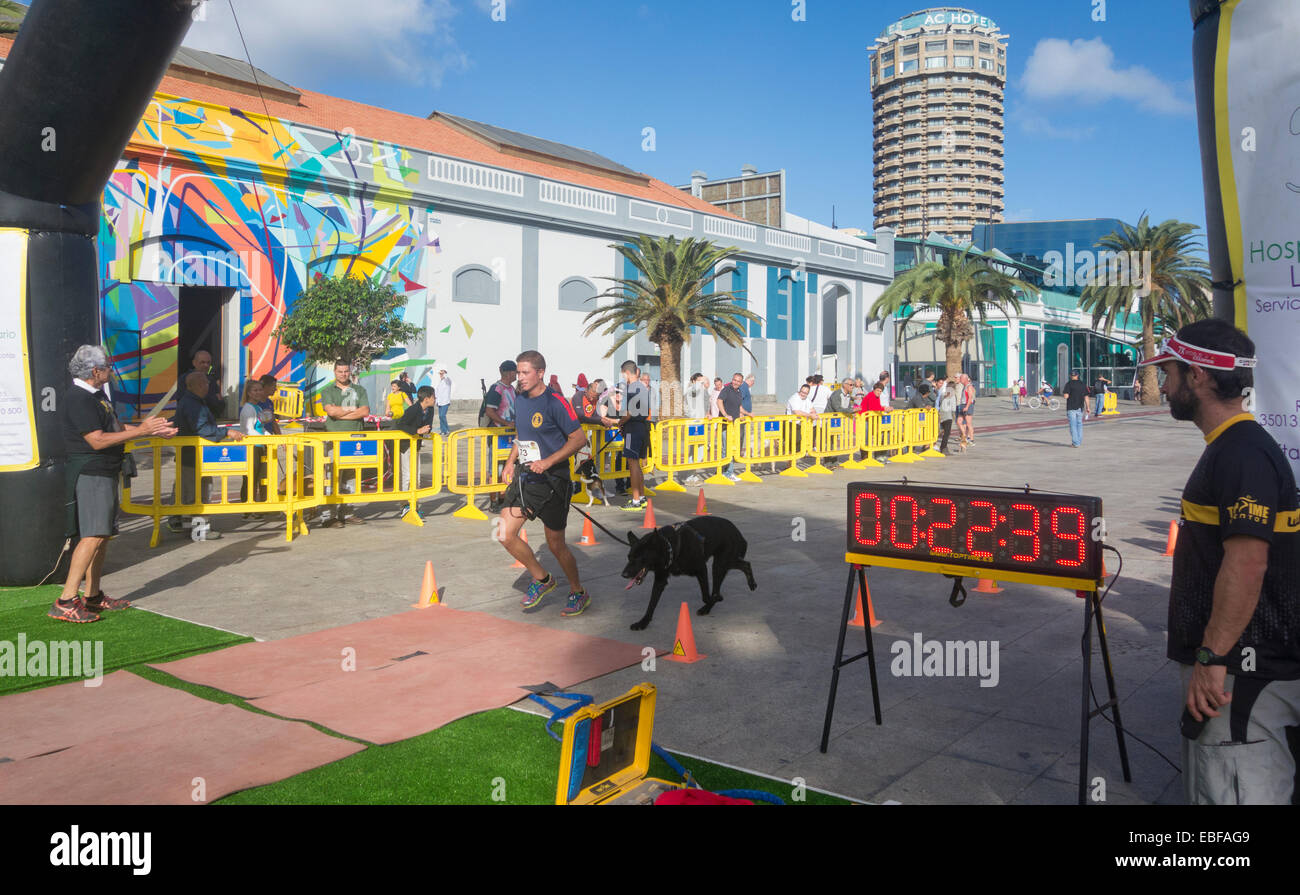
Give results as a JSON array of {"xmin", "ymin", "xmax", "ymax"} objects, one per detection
[
  {"xmin": 765, "ymin": 230, "xmax": 812, "ymax": 253},
  {"xmin": 862, "ymin": 248, "xmax": 887, "ymax": 266},
  {"xmin": 539, "ymin": 180, "xmax": 617, "ymax": 215},
  {"xmin": 427, "ymin": 156, "xmax": 524, "ymax": 197},
  {"xmin": 703, "ymin": 215, "xmax": 757, "ymax": 243},
  {"xmin": 819, "ymin": 242, "xmax": 859, "ymax": 262}
]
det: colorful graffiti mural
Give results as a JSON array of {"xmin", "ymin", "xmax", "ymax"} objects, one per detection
[{"xmin": 99, "ymin": 94, "xmax": 443, "ymax": 408}]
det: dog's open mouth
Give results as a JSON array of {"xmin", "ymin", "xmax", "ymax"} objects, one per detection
[{"xmin": 624, "ymin": 568, "xmax": 648, "ymax": 590}]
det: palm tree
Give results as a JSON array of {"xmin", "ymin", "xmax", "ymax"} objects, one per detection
[
  {"xmin": 1078, "ymin": 216, "xmax": 1211, "ymax": 405},
  {"xmin": 867, "ymin": 246, "xmax": 1029, "ymax": 381},
  {"xmin": 582, "ymin": 235, "xmax": 762, "ymax": 418},
  {"xmin": 0, "ymin": 1, "xmax": 26, "ymax": 35}
]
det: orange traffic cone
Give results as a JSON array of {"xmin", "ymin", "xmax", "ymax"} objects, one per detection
[
  {"xmin": 509, "ymin": 527, "xmax": 529, "ymax": 569},
  {"xmin": 694, "ymin": 489, "xmax": 709, "ymax": 516},
  {"xmin": 1162, "ymin": 520, "xmax": 1179, "ymax": 556},
  {"xmin": 641, "ymin": 498, "xmax": 657, "ymax": 530},
  {"xmin": 847, "ymin": 577, "xmax": 881, "ymax": 628},
  {"xmin": 579, "ymin": 516, "xmax": 598, "ymax": 546},
  {"xmin": 663, "ymin": 602, "xmax": 705, "ymax": 663},
  {"xmin": 974, "ymin": 578, "xmax": 1003, "ymax": 594},
  {"xmin": 412, "ymin": 560, "xmax": 441, "ymax": 608}
]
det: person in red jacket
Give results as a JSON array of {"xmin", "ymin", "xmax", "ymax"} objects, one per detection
[{"xmin": 857, "ymin": 380, "xmax": 887, "ymax": 414}]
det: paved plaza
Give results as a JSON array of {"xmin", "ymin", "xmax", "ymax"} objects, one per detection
[{"xmin": 101, "ymin": 397, "xmax": 1196, "ymax": 804}]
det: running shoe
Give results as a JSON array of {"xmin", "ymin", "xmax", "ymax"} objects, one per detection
[
  {"xmin": 83, "ymin": 592, "xmax": 131, "ymax": 612},
  {"xmin": 48, "ymin": 597, "xmax": 100, "ymax": 624},
  {"xmin": 622, "ymin": 497, "xmax": 648, "ymax": 512},
  {"xmin": 560, "ymin": 589, "xmax": 591, "ymax": 617},
  {"xmin": 521, "ymin": 573, "xmax": 556, "ymax": 609}
]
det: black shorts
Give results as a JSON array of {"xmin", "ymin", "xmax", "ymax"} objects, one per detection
[
  {"xmin": 501, "ymin": 468, "xmax": 572, "ymax": 532},
  {"xmin": 621, "ymin": 418, "xmax": 650, "ymax": 461}
]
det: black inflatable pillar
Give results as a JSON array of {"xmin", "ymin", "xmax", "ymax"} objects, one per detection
[{"xmin": 0, "ymin": 0, "xmax": 194, "ymax": 585}]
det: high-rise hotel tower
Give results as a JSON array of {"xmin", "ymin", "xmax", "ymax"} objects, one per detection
[{"xmin": 869, "ymin": 9, "xmax": 1007, "ymax": 243}]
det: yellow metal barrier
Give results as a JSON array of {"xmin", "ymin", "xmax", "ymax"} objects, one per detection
[
  {"xmin": 734, "ymin": 414, "xmax": 807, "ymax": 481},
  {"xmin": 856, "ymin": 411, "xmax": 904, "ymax": 466},
  {"xmin": 651, "ymin": 418, "xmax": 735, "ymax": 489},
  {"xmin": 915, "ymin": 409, "xmax": 944, "ymax": 457},
  {"xmin": 1101, "ymin": 391, "xmax": 1119, "ymax": 416},
  {"xmin": 272, "ymin": 383, "xmax": 304, "ymax": 419},
  {"xmin": 297, "ymin": 429, "xmax": 442, "ymax": 523},
  {"xmin": 805, "ymin": 414, "xmax": 857, "ymax": 473},
  {"xmin": 445, "ymin": 427, "xmax": 515, "ymax": 520},
  {"xmin": 122, "ymin": 434, "xmax": 302, "ymax": 547},
  {"xmin": 888, "ymin": 409, "xmax": 931, "ymax": 462}
]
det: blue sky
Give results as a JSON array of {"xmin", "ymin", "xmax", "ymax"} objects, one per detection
[{"xmin": 164, "ymin": 1, "xmax": 1208, "ymax": 235}]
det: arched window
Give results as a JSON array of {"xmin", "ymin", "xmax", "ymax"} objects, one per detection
[
  {"xmin": 558, "ymin": 276, "xmax": 597, "ymax": 311},
  {"xmin": 453, "ymin": 264, "xmax": 499, "ymax": 305}
]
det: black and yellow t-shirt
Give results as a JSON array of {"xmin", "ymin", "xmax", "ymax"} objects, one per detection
[{"xmin": 1169, "ymin": 413, "xmax": 1300, "ymax": 679}]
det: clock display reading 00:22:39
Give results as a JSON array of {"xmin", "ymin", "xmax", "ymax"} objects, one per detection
[{"xmin": 846, "ymin": 483, "xmax": 1103, "ymax": 581}]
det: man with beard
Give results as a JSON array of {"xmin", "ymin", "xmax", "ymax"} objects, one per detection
[{"xmin": 1141, "ymin": 319, "xmax": 1299, "ymax": 804}]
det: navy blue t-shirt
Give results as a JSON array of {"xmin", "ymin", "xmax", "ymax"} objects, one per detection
[{"xmin": 513, "ymin": 388, "xmax": 581, "ymax": 467}]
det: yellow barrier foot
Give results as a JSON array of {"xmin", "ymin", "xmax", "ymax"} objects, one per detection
[
  {"xmin": 890, "ymin": 453, "xmax": 917, "ymax": 464},
  {"xmin": 454, "ymin": 501, "xmax": 490, "ymax": 521},
  {"xmin": 149, "ymin": 519, "xmax": 161, "ymax": 549},
  {"xmin": 737, "ymin": 470, "xmax": 762, "ymax": 483},
  {"xmin": 778, "ymin": 465, "xmax": 809, "ymax": 477},
  {"xmin": 705, "ymin": 473, "xmax": 735, "ymax": 486},
  {"xmin": 859, "ymin": 456, "xmax": 886, "ymax": 468},
  {"xmin": 654, "ymin": 479, "xmax": 685, "ymax": 493},
  {"xmin": 840, "ymin": 459, "xmax": 867, "ymax": 469},
  {"xmin": 401, "ymin": 506, "xmax": 425, "ymax": 527},
  {"xmin": 921, "ymin": 447, "xmax": 944, "ymax": 457},
  {"xmin": 805, "ymin": 462, "xmax": 833, "ymax": 475}
]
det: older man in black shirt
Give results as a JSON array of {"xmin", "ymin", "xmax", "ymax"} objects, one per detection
[{"xmin": 52, "ymin": 345, "xmax": 175, "ymax": 623}]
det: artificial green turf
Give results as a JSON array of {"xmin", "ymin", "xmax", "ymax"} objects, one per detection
[
  {"xmin": 216, "ymin": 707, "xmax": 851, "ymax": 805},
  {"xmin": 0, "ymin": 585, "xmax": 252, "ymax": 694}
]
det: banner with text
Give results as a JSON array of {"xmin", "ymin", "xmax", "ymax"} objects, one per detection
[
  {"xmin": 1216, "ymin": 0, "xmax": 1300, "ymax": 477},
  {"xmin": 0, "ymin": 229, "xmax": 37, "ymax": 472}
]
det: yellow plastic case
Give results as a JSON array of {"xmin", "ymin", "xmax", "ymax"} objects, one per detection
[{"xmin": 554, "ymin": 683, "xmax": 682, "ymax": 805}]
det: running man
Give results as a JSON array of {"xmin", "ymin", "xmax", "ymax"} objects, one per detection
[{"xmin": 498, "ymin": 351, "xmax": 592, "ymax": 617}]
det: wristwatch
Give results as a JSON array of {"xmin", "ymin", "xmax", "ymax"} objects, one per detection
[{"xmin": 1195, "ymin": 646, "xmax": 1229, "ymax": 666}]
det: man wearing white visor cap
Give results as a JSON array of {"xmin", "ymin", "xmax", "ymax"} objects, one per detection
[{"xmin": 1143, "ymin": 319, "xmax": 1299, "ymax": 804}]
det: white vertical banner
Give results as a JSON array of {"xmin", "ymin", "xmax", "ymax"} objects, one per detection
[
  {"xmin": 1218, "ymin": 0, "xmax": 1300, "ymax": 478},
  {"xmin": 0, "ymin": 228, "xmax": 38, "ymax": 472}
]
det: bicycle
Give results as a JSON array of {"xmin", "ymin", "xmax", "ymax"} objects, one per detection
[{"xmin": 1027, "ymin": 395, "xmax": 1060, "ymax": 411}]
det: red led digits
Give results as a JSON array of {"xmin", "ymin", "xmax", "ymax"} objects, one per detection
[
  {"xmin": 889, "ymin": 495, "xmax": 921, "ymax": 549},
  {"xmin": 1051, "ymin": 506, "xmax": 1087, "ymax": 567},
  {"xmin": 855, "ymin": 492, "xmax": 882, "ymax": 546},
  {"xmin": 966, "ymin": 500, "xmax": 996, "ymax": 559},
  {"xmin": 928, "ymin": 498, "xmax": 956, "ymax": 554},
  {"xmin": 1009, "ymin": 503, "xmax": 1041, "ymax": 562}
]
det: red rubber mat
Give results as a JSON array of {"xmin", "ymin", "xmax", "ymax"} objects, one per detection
[
  {"xmin": 0, "ymin": 672, "xmax": 362, "ymax": 804},
  {"xmin": 154, "ymin": 608, "xmax": 655, "ymax": 744}
]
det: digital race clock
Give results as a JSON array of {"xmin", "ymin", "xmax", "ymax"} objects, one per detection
[{"xmin": 845, "ymin": 483, "xmax": 1103, "ymax": 590}]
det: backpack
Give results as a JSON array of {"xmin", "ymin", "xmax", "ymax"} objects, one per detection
[{"xmin": 478, "ymin": 382, "xmax": 500, "ymax": 428}]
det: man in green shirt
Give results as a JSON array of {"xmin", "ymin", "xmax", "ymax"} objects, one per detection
[{"xmin": 318, "ymin": 360, "xmax": 371, "ymax": 526}]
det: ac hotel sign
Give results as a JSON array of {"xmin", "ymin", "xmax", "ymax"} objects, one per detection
[{"xmin": 882, "ymin": 9, "xmax": 998, "ymax": 36}]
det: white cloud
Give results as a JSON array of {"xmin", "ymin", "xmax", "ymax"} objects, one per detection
[
  {"xmin": 184, "ymin": 0, "xmax": 469, "ymax": 88},
  {"xmin": 1020, "ymin": 116, "xmax": 1096, "ymax": 141},
  {"xmin": 1021, "ymin": 37, "xmax": 1194, "ymax": 116}
]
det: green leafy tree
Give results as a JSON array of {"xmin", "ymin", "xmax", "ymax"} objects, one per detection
[
  {"xmin": 867, "ymin": 247, "xmax": 1029, "ymax": 380},
  {"xmin": 582, "ymin": 235, "xmax": 762, "ymax": 418},
  {"xmin": 1078, "ymin": 215, "xmax": 1211, "ymax": 405},
  {"xmin": 0, "ymin": 1, "xmax": 26, "ymax": 35},
  {"xmin": 275, "ymin": 273, "xmax": 423, "ymax": 373}
]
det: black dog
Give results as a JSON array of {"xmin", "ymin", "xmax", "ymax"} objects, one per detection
[{"xmin": 621, "ymin": 516, "xmax": 757, "ymax": 631}]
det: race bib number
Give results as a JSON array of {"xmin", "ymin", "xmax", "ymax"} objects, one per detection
[{"xmin": 517, "ymin": 440, "xmax": 541, "ymax": 463}]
